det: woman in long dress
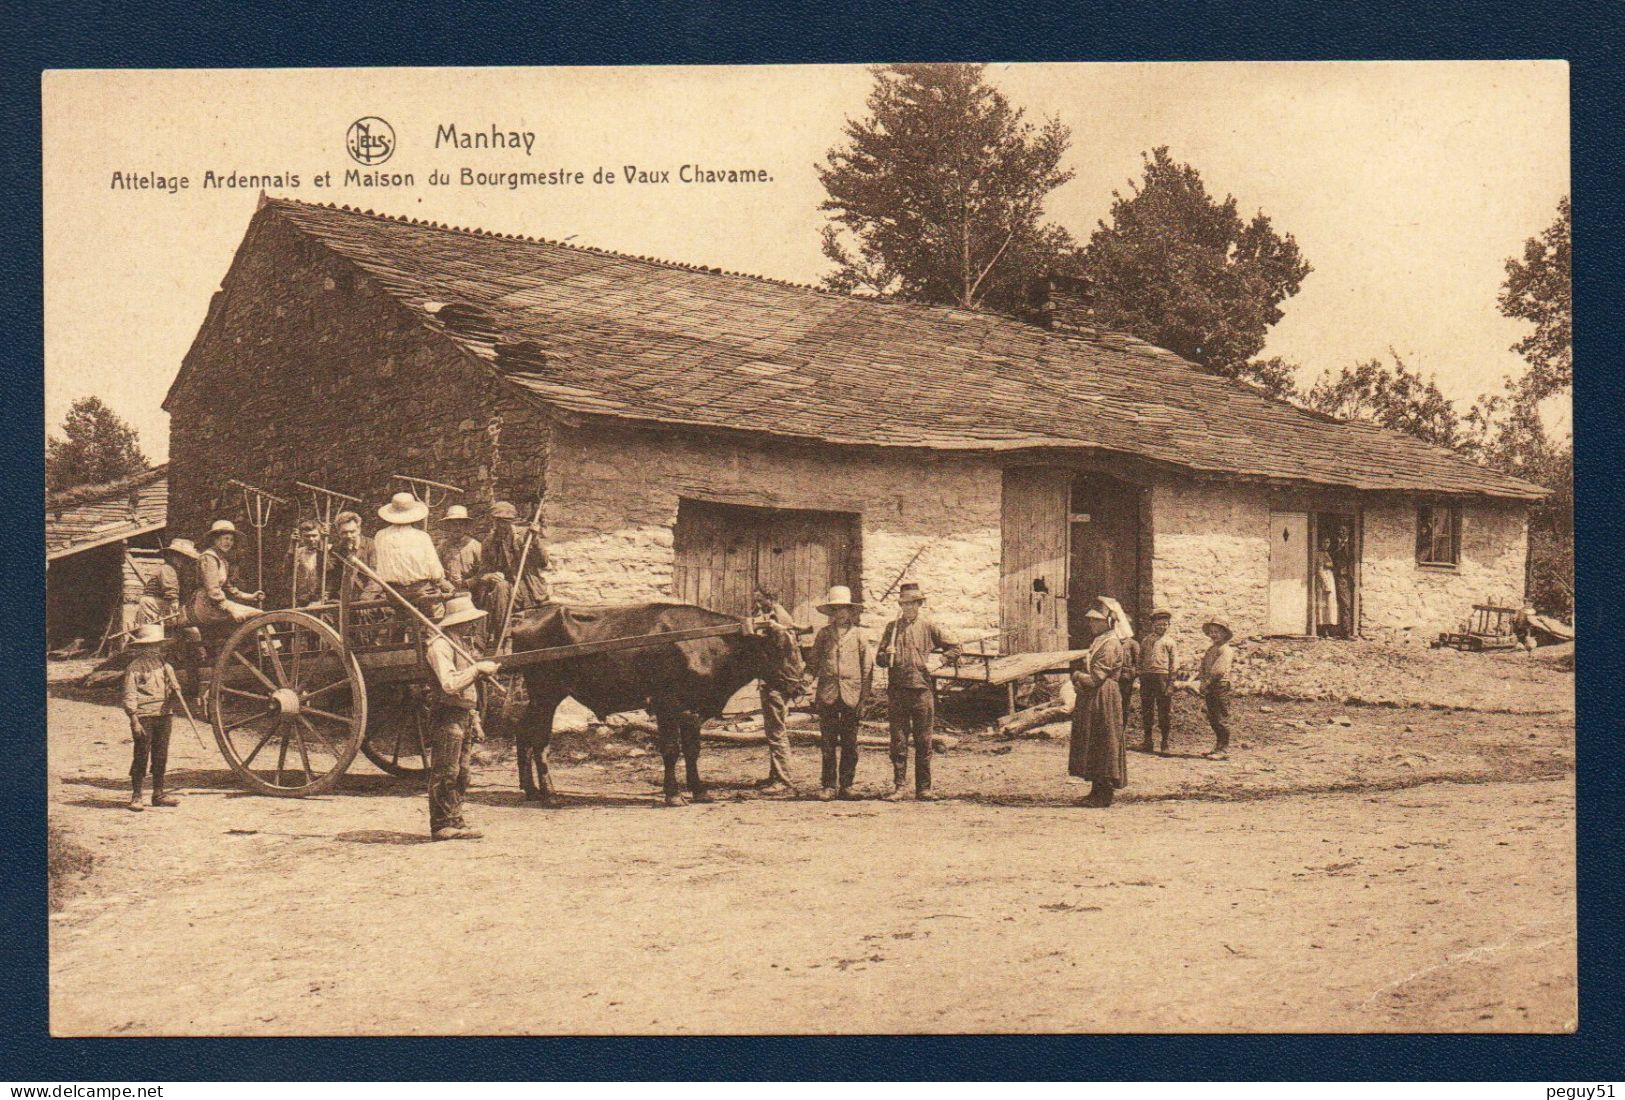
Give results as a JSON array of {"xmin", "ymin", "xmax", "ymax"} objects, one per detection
[
  {"xmin": 1314, "ymin": 538, "xmax": 1339, "ymax": 636},
  {"xmin": 1068, "ymin": 606, "xmax": 1126, "ymax": 807}
]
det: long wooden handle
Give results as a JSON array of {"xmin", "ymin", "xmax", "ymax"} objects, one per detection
[{"xmin": 338, "ymin": 554, "xmax": 507, "ymax": 695}]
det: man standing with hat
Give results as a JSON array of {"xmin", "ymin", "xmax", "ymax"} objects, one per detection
[
  {"xmin": 422, "ymin": 594, "xmax": 500, "ymax": 840},
  {"xmin": 750, "ymin": 588, "xmax": 806, "ymax": 794},
  {"xmin": 188, "ymin": 520, "xmax": 262, "ymax": 629},
  {"xmin": 121, "ymin": 623, "xmax": 180, "ymax": 811},
  {"xmin": 478, "ymin": 500, "xmax": 551, "ymax": 621},
  {"xmin": 436, "ymin": 504, "xmax": 483, "ymax": 593},
  {"xmin": 807, "ymin": 585, "xmax": 873, "ymax": 801},
  {"xmin": 876, "ymin": 582, "xmax": 960, "ymax": 801},
  {"xmin": 1137, "ymin": 608, "xmax": 1177, "ymax": 754},
  {"xmin": 374, "ymin": 492, "xmax": 453, "ymax": 617},
  {"xmin": 138, "ymin": 538, "xmax": 199, "ymax": 626},
  {"xmin": 1068, "ymin": 606, "xmax": 1127, "ymax": 807}
]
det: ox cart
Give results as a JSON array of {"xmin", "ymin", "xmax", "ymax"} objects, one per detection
[{"xmin": 197, "ymin": 592, "xmax": 749, "ymax": 797}]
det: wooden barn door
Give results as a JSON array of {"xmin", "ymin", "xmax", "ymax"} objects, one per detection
[
  {"xmin": 1068, "ymin": 476, "xmax": 1142, "ymax": 646},
  {"xmin": 1001, "ymin": 468, "xmax": 1072, "ymax": 654},
  {"xmin": 673, "ymin": 500, "xmax": 859, "ymax": 624},
  {"xmin": 1267, "ymin": 510, "xmax": 1311, "ymax": 635}
]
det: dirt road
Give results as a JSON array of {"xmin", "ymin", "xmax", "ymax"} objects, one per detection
[{"xmin": 47, "ymin": 677, "xmax": 1575, "ymax": 1035}]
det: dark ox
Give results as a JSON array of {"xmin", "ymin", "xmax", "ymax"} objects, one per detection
[{"xmin": 505, "ymin": 603, "xmax": 777, "ymax": 806}]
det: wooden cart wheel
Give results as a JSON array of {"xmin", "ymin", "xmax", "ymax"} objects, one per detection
[
  {"xmin": 209, "ymin": 610, "xmax": 367, "ymax": 797},
  {"xmin": 362, "ymin": 684, "xmax": 431, "ymax": 778}
]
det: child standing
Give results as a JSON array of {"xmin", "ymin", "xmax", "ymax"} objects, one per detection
[
  {"xmin": 1194, "ymin": 619, "xmax": 1236, "ymax": 760},
  {"xmin": 1137, "ymin": 608, "xmax": 1177, "ymax": 753},
  {"xmin": 120, "ymin": 623, "xmax": 180, "ymax": 811}
]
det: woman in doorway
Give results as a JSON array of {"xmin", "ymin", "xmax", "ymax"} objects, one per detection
[
  {"xmin": 1332, "ymin": 528, "xmax": 1355, "ymax": 637},
  {"xmin": 1068, "ymin": 606, "xmax": 1126, "ymax": 807},
  {"xmin": 1314, "ymin": 537, "xmax": 1339, "ymax": 637}
]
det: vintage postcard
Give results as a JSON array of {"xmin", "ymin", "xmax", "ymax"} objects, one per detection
[{"xmin": 42, "ymin": 63, "xmax": 1573, "ymax": 1035}]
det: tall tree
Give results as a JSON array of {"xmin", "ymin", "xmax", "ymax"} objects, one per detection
[
  {"xmin": 1304, "ymin": 352, "xmax": 1461, "ymax": 450},
  {"xmin": 818, "ymin": 64, "xmax": 1075, "ymax": 313},
  {"xmin": 46, "ymin": 396, "xmax": 148, "ymax": 492},
  {"xmin": 1498, "ymin": 195, "xmax": 1571, "ymax": 402},
  {"xmin": 1075, "ymin": 147, "xmax": 1311, "ymax": 391}
]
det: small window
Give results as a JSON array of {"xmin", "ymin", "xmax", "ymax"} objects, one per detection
[{"xmin": 1416, "ymin": 503, "xmax": 1461, "ymax": 566}]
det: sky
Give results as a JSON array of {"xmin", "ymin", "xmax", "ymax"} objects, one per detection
[{"xmin": 43, "ymin": 62, "xmax": 1569, "ymax": 463}]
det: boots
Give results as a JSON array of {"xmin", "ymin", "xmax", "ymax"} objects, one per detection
[
  {"xmin": 151, "ymin": 779, "xmax": 178, "ymax": 808},
  {"xmin": 128, "ymin": 781, "xmax": 144, "ymax": 812},
  {"xmin": 883, "ymin": 764, "xmax": 909, "ymax": 801}
]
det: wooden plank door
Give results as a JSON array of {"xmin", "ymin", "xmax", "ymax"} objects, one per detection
[
  {"xmin": 1000, "ymin": 468, "xmax": 1072, "ymax": 654},
  {"xmin": 1267, "ymin": 510, "xmax": 1310, "ymax": 635},
  {"xmin": 675, "ymin": 500, "xmax": 859, "ymax": 625},
  {"xmin": 1067, "ymin": 477, "xmax": 1142, "ymax": 645}
]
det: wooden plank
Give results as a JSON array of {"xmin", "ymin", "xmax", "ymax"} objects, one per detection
[{"xmin": 1000, "ymin": 468, "xmax": 1071, "ymax": 654}]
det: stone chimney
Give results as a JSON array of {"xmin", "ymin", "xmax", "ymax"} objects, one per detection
[{"xmin": 1029, "ymin": 272, "xmax": 1099, "ymax": 337}]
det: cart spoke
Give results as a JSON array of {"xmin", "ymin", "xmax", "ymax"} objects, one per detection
[
  {"xmin": 222, "ymin": 708, "xmax": 276, "ymax": 734},
  {"xmin": 302, "ymin": 704, "xmax": 354, "ymax": 726},
  {"xmin": 231, "ymin": 650, "xmax": 280, "ymax": 693},
  {"xmin": 298, "ymin": 715, "xmax": 346, "ymax": 758},
  {"xmin": 291, "ymin": 722, "xmax": 315, "ymax": 785},
  {"xmin": 241, "ymin": 720, "xmax": 281, "ymax": 769},
  {"xmin": 219, "ymin": 684, "xmax": 272, "ymax": 705},
  {"xmin": 260, "ymin": 627, "xmax": 290, "ymax": 687},
  {"xmin": 274, "ymin": 725, "xmax": 290, "ymax": 786},
  {"xmin": 302, "ymin": 678, "xmax": 351, "ymax": 703}
]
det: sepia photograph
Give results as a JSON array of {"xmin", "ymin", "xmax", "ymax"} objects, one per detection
[{"xmin": 41, "ymin": 62, "xmax": 1574, "ymax": 1036}]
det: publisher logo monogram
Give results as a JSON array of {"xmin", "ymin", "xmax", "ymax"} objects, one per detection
[{"xmin": 346, "ymin": 117, "xmax": 395, "ymax": 166}]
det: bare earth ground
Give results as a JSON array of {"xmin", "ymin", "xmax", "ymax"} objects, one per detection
[{"xmin": 47, "ymin": 643, "xmax": 1575, "ymax": 1035}]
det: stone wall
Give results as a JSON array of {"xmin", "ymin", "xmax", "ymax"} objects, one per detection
[
  {"xmin": 1148, "ymin": 479, "xmax": 1273, "ymax": 662},
  {"xmin": 541, "ymin": 422, "xmax": 1004, "ymax": 645},
  {"xmin": 1360, "ymin": 496, "xmax": 1529, "ymax": 643},
  {"xmin": 166, "ymin": 207, "xmax": 551, "ymax": 604}
]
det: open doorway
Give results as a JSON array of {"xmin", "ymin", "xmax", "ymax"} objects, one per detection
[
  {"xmin": 1312, "ymin": 512, "xmax": 1357, "ymax": 638},
  {"xmin": 1067, "ymin": 475, "xmax": 1142, "ymax": 647}
]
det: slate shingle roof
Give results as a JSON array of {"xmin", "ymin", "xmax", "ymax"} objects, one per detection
[
  {"xmin": 245, "ymin": 199, "xmax": 1542, "ymax": 500},
  {"xmin": 47, "ymin": 466, "xmax": 168, "ymax": 560}
]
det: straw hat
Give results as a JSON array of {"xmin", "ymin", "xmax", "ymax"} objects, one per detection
[
  {"xmin": 378, "ymin": 491, "xmax": 429, "ymax": 525},
  {"xmin": 437, "ymin": 592, "xmax": 488, "ymax": 629},
  {"xmin": 164, "ymin": 538, "xmax": 199, "ymax": 560},
  {"xmin": 1148, "ymin": 607, "xmax": 1173, "ymax": 621},
  {"xmin": 816, "ymin": 585, "xmax": 862, "ymax": 614},
  {"xmin": 897, "ymin": 582, "xmax": 927, "ymax": 605},
  {"xmin": 490, "ymin": 500, "xmax": 518, "ymax": 521},
  {"xmin": 129, "ymin": 623, "xmax": 165, "ymax": 645},
  {"xmin": 204, "ymin": 520, "xmax": 237, "ymax": 546},
  {"xmin": 1202, "ymin": 619, "xmax": 1234, "ymax": 641},
  {"xmin": 1083, "ymin": 607, "xmax": 1110, "ymax": 624},
  {"xmin": 443, "ymin": 504, "xmax": 471, "ymax": 522}
]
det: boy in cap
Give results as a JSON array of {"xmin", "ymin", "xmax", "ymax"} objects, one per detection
[
  {"xmin": 807, "ymin": 586, "xmax": 873, "ymax": 801},
  {"xmin": 1137, "ymin": 609, "xmax": 1177, "ymax": 753},
  {"xmin": 876, "ymin": 582, "xmax": 960, "ymax": 801},
  {"xmin": 1192, "ymin": 619, "xmax": 1237, "ymax": 759},
  {"xmin": 423, "ymin": 594, "xmax": 501, "ymax": 840},
  {"xmin": 121, "ymin": 624, "xmax": 180, "ymax": 810}
]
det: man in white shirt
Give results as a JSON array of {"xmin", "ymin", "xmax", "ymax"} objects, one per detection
[{"xmin": 374, "ymin": 492, "xmax": 453, "ymax": 617}]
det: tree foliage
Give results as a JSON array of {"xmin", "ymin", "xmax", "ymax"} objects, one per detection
[
  {"xmin": 1237, "ymin": 356, "xmax": 1302, "ymax": 401},
  {"xmin": 46, "ymin": 396, "xmax": 148, "ymax": 492},
  {"xmin": 1498, "ymin": 195, "xmax": 1571, "ymax": 402},
  {"xmin": 1075, "ymin": 147, "xmax": 1311, "ymax": 387},
  {"xmin": 818, "ymin": 64, "xmax": 1075, "ymax": 313},
  {"xmin": 1305, "ymin": 352, "xmax": 1462, "ymax": 450}
]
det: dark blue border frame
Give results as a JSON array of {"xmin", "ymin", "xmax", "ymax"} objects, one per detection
[{"xmin": 5, "ymin": 0, "xmax": 1621, "ymax": 1081}]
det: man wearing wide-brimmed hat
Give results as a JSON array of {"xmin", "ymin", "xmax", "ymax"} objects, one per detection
[
  {"xmin": 374, "ymin": 492, "xmax": 453, "ymax": 617},
  {"xmin": 807, "ymin": 585, "xmax": 873, "ymax": 801},
  {"xmin": 876, "ymin": 582, "xmax": 960, "ymax": 801},
  {"xmin": 422, "ymin": 594, "xmax": 500, "ymax": 840},
  {"xmin": 137, "ymin": 538, "xmax": 199, "ymax": 627},
  {"xmin": 121, "ymin": 623, "xmax": 180, "ymax": 811},
  {"xmin": 435, "ymin": 504, "xmax": 483, "ymax": 592},
  {"xmin": 188, "ymin": 520, "xmax": 263, "ymax": 629}
]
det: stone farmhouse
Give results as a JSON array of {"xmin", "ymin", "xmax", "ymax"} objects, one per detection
[{"xmin": 163, "ymin": 197, "xmax": 1544, "ymax": 658}]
